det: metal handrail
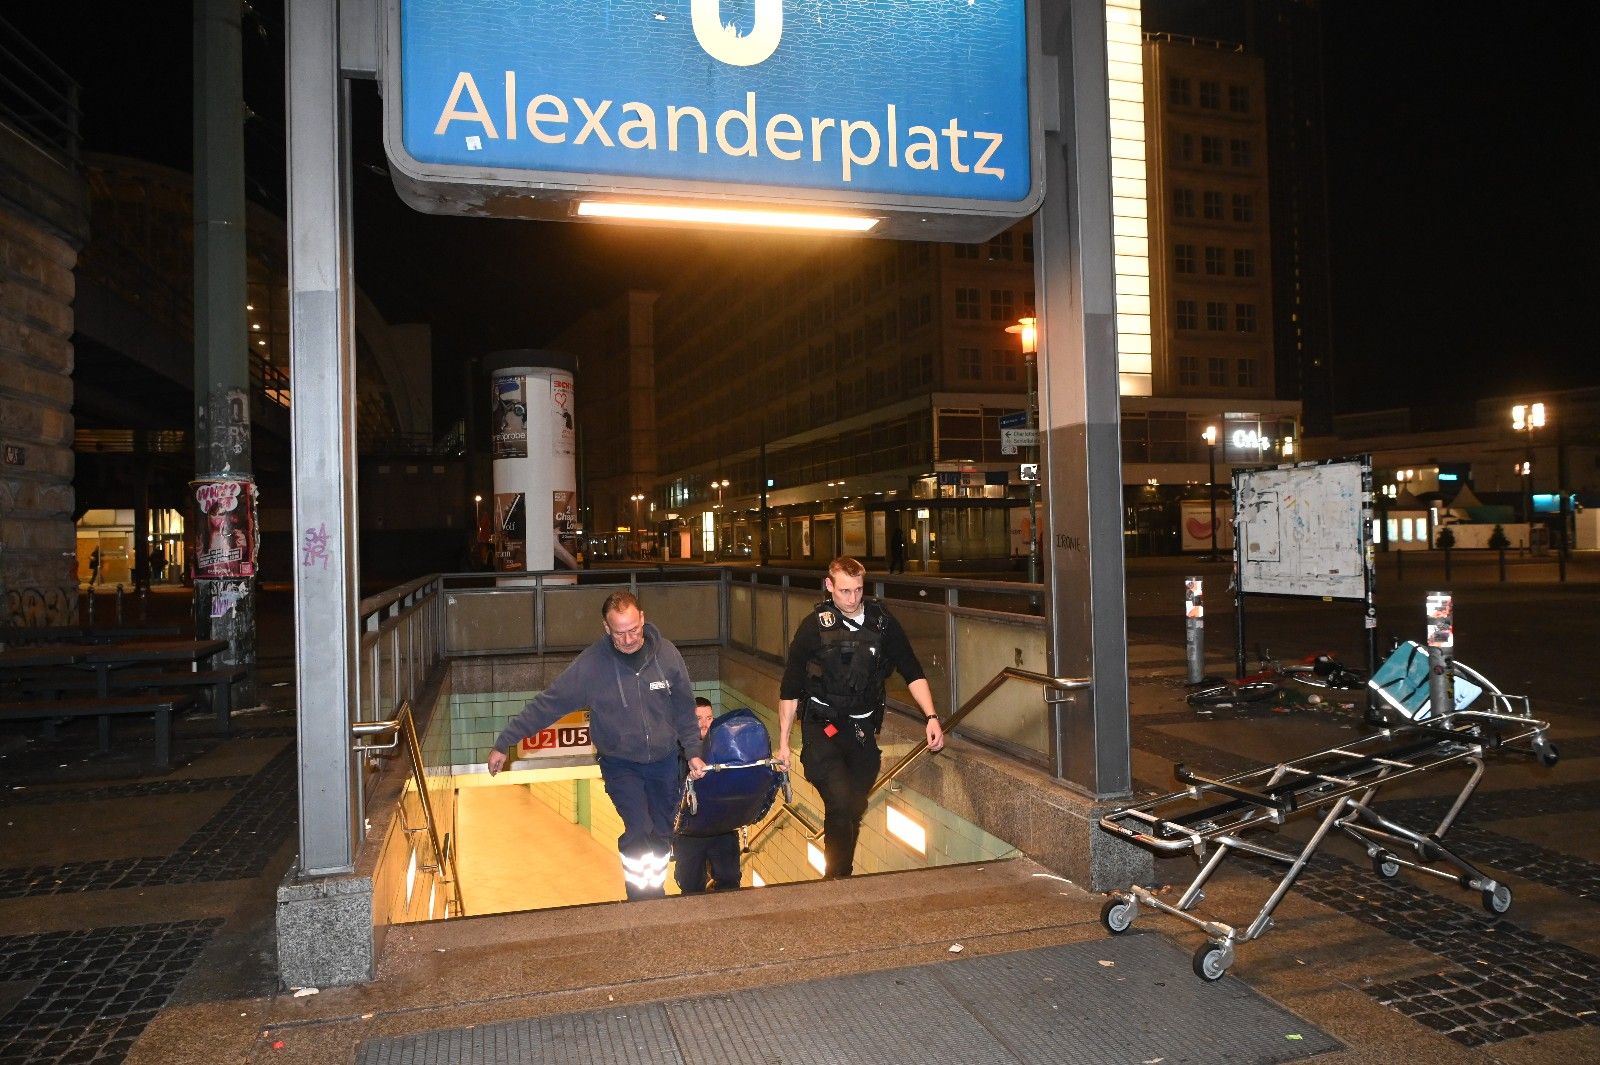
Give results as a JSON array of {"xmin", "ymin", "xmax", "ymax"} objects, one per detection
[
  {"xmin": 351, "ymin": 702, "xmax": 465, "ymax": 918},
  {"xmin": 747, "ymin": 667, "xmax": 1091, "ymax": 849}
]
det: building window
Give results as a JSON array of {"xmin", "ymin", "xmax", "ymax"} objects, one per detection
[
  {"xmin": 1237, "ymin": 358, "xmax": 1258, "ymax": 387},
  {"xmin": 1172, "ymin": 188, "xmax": 1195, "ymax": 218},
  {"xmin": 955, "ymin": 287, "xmax": 981, "ymax": 320},
  {"xmin": 1202, "ymin": 191, "xmax": 1225, "ymax": 220},
  {"xmin": 953, "ymin": 243, "xmax": 979, "ymax": 259},
  {"xmin": 989, "ymin": 289, "xmax": 1015, "ymax": 322},
  {"xmin": 992, "ymin": 348, "xmax": 1018, "ymax": 382},
  {"xmin": 1199, "ymin": 80, "xmax": 1221, "ymax": 108},
  {"xmin": 1178, "ymin": 355, "xmax": 1199, "ymax": 386},
  {"xmin": 1235, "ymin": 303, "xmax": 1257, "ymax": 332},
  {"xmin": 1201, "ymin": 136, "xmax": 1223, "ymax": 165},
  {"xmin": 1174, "ymin": 299, "xmax": 1198, "ymax": 330},
  {"xmin": 1204, "ymin": 246, "xmax": 1226, "ymax": 275},
  {"xmin": 1230, "ymin": 138, "xmax": 1253, "ymax": 167},
  {"xmin": 1228, "ymin": 84, "xmax": 1250, "ymax": 113},
  {"xmin": 1232, "ymin": 194, "xmax": 1254, "ymax": 222},
  {"xmin": 1170, "ymin": 131, "xmax": 1193, "ymax": 162},
  {"xmin": 1233, "ymin": 248, "xmax": 1255, "ymax": 277},
  {"xmin": 1168, "ymin": 75, "xmax": 1191, "ymax": 106},
  {"xmin": 1022, "ymin": 232, "xmax": 1034, "ymax": 262},
  {"xmin": 1174, "ymin": 243, "xmax": 1196, "ymax": 273},
  {"xmin": 957, "ymin": 347, "xmax": 982, "ymax": 380},
  {"xmin": 986, "ymin": 231, "xmax": 1014, "ymax": 261},
  {"xmin": 1208, "ymin": 356, "xmax": 1227, "ymax": 386},
  {"xmin": 1205, "ymin": 302, "xmax": 1227, "ymax": 331}
]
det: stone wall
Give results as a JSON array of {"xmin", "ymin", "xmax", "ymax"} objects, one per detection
[{"xmin": 0, "ymin": 123, "xmax": 89, "ymax": 627}]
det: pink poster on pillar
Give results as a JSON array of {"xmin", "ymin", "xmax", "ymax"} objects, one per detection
[{"xmin": 189, "ymin": 478, "xmax": 258, "ymax": 578}]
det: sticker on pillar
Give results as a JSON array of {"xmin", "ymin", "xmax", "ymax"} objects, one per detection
[
  {"xmin": 517, "ymin": 710, "xmax": 594, "ymax": 759},
  {"xmin": 551, "ymin": 374, "xmax": 574, "ymax": 456},
  {"xmin": 494, "ymin": 492, "xmax": 526, "ymax": 571},
  {"xmin": 189, "ymin": 478, "xmax": 258, "ymax": 579},
  {"xmin": 492, "ymin": 375, "xmax": 528, "ymax": 459}
]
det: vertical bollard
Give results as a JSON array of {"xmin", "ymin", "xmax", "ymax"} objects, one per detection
[
  {"xmin": 1498, "ymin": 548, "xmax": 1507, "ymax": 582},
  {"xmin": 1425, "ymin": 591, "xmax": 1454, "ymax": 715},
  {"xmin": 1184, "ymin": 577, "xmax": 1205, "ymax": 684},
  {"xmin": 115, "ymin": 584, "xmax": 124, "ymax": 626},
  {"xmin": 86, "ymin": 586, "xmax": 96, "ymax": 626}
]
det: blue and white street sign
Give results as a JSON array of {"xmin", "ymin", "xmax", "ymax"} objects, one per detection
[
  {"xmin": 382, "ymin": 0, "xmax": 1044, "ymax": 237},
  {"xmin": 998, "ymin": 410, "xmax": 1029, "ymax": 429}
]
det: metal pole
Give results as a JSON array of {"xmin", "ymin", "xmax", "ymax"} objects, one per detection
[
  {"xmin": 1207, "ymin": 442, "xmax": 1218, "ymax": 559},
  {"xmin": 1184, "ymin": 577, "xmax": 1204, "ymax": 684},
  {"xmin": 1026, "ymin": 350, "xmax": 1039, "ymax": 585},
  {"xmin": 1034, "ymin": 0, "xmax": 1130, "ymax": 799},
  {"xmin": 287, "ymin": 0, "xmax": 360, "ymax": 875},
  {"xmin": 1557, "ymin": 421, "xmax": 1569, "ymax": 582}
]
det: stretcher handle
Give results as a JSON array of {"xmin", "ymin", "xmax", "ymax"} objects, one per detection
[
  {"xmin": 699, "ymin": 757, "xmax": 786, "ymax": 773},
  {"xmin": 1173, "ymin": 764, "xmax": 1297, "ymax": 814}
]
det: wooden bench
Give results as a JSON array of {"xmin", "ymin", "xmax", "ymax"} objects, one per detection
[
  {"xmin": 117, "ymin": 666, "xmax": 248, "ymax": 733},
  {"xmin": 0, "ymin": 694, "xmax": 181, "ymax": 768}
]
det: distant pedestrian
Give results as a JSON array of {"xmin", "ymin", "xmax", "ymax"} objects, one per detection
[
  {"xmin": 889, "ymin": 526, "xmax": 906, "ymax": 573},
  {"xmin": 149, "ymin": 544, "xmax": 167, "ymax": 583},
  {"xmin": 88, "ymin": 548, "xmax": 101, "ymax": 586}
]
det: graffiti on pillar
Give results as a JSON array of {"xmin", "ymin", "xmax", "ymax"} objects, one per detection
[
  {"xmin": 6, "ymin": 586, "xmax": 72, "ymax": 626},
  {"xmin": 492, "ymin": 376, "xmax": 528, "ymax": 459},
  {"xmin": 189, "ymin": 478, "xmax": 259, "ymax": 578},
  {"xmin": 302, "ymin": 522, "xmax": 331, "ymax": 569},
  {"xmin": 200, "ymin": 388, "xmax": 253, "ymax": 475}
]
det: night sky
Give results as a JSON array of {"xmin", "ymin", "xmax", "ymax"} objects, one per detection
[{"xmin": 7, "ymin": 1, "xmax": 1588, "ymax": 429}]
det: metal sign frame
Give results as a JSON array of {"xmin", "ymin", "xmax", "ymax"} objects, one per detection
[{"xmin": 377, "ymin": 0, "xmax": 1049, "ymax": 241}]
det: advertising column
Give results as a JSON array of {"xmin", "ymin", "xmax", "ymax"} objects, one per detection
[{"xmin": 485, "ymin": 350, "xmax": 577, "ymax": 581}]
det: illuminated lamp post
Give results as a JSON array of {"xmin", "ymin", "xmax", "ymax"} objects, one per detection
[
  {"xmin": 630, "ymin": 492, "xmax": 646, "ymax": 559},
  {"xmin": 1202, "ymin": 425, "xmax": 1219, "ymax": 558},
  {"xmin": 711, "ymin": 478, "xmax": 729, "ymax": 558},
  {"xmin": 1006, "ymin": 315, "xmax": 1039, "ymax": 584},
  {"xmin": 1511, "ymin": 402, "xmax": 1544, "ymax": 544}
]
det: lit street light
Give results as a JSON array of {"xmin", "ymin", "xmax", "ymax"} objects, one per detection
[
  {"xmin": 711, "ymin": 479, "xmax": 729, "ymax": 558},
  {"xmin": 630, "ymin": 492, "xmax": 646, "ymax": 559},
  {"xmin": 1511, "ymin": 402, "xmax": 1543, "ymax": 529},
  {"xmin": 1202, "ymin": 424, "xmax": 1219, "ymax": 558}
]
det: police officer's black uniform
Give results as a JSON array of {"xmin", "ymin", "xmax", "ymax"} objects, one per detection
[{"xmin": 779, "ymin": 597, "xmax": 927, "ymax": 878}]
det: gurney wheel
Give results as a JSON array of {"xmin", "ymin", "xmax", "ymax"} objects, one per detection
[
  {"xmin": 1482, "ymin": 883, "xmax": 1512, "ymax": 915},
  {"xmin": 1192, "ymin": 942, "xmax": 1232, "ymax": 982},
  {"xmin": 1539, "ymin": 744, "xmax": 1560, "ymax": 768},
  {"xmin": 1100, "ymin": 897, "xmax": 1134, "ymax": 935},
  {"xmin": 1372, "ymin": 852, "xmax": 1401, "ymax": 880}
]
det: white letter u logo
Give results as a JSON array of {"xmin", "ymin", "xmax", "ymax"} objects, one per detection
[{"xmin": 691, "ymin": 0, "xmax": 783, "ymax": 67}]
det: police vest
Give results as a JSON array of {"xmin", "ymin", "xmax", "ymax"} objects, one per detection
[{"xmin": 804, "ymin": 600, "xmax": 889, "ymax": 724}]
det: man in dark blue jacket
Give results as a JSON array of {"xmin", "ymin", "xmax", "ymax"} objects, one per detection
[{"xmin": 488, "ymin": 590, "xmax": 706, "ymax": 899}]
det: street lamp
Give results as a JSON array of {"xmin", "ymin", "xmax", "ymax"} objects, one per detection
[
  {"xmin": 1511, "ymin": 403, "xmax": 1544, "ymax": 531},
  {"xmin": 711, "ymin": 478, "xmax": 729, "ymax": 557},
  {"xmin": 1201, "ymin": 425, "xmax": 1219, "ymax": 558},
  {"xmin": 1006, "ymin": 315, "xmax": 1039, "ymax": 583},
  {"xmin": 630, "ymin": 492, "xmax": 646, "ymax": 558}
]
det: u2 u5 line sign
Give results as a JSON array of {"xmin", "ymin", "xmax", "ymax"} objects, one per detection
[{"xmin": 381, "ymin": 0, "xmax": 1045, "ymax": 239}]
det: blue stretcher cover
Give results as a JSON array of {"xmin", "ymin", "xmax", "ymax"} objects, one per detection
[
  {"xmin": 1368, "ymin": 640, "xmax": 1483, "ymax": 722},
  {"xmin": 677, "ymin": 708, "xmax": 781, "ymax": 837}
]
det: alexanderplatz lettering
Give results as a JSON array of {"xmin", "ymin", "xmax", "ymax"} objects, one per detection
[{"xmin": 382, "ymin": 0, "xmax": 1044, "ymax": 239}]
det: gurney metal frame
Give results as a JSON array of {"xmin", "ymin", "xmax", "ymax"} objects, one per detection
[{"xmin": 1099, "ymin": 654, "xmax": 1557, "ymax": 980}]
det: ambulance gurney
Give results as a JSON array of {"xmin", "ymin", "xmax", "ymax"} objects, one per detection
[
  {"xmin": 676, "ymin": 708, "xmax": 790, "ymax": 836},
  {"xmin": 1098, "ymin": 641, "xmax": 1557, "ymax": 980}
]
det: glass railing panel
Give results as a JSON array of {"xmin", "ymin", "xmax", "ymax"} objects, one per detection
[
  {"xmin": 951, "ymin": 615, "xmax": 1051, "ymax": 760},
  {"xmin": 445, "ymin": 589, "xmax": 536, "ymax": 653},
  {"xmin": 636, "ymin": 583, "xmax": 721, "ymax": 644},
  {"xmin": 752, "ymin": 584, "xmax": 788, "ymax": 657},
  {"xmin": 729, "ymin": 583, "xmax": 754, "ymax": 647}
]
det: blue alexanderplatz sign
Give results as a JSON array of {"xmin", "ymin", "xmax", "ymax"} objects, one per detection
[{"xmin": 383, "ymin": 0, "xmax": 1043, "ymax": 234}]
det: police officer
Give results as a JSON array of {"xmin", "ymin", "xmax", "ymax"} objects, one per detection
[{"xmin": 777, "ymin": 556, "xmax": 944, "ymax": 878}]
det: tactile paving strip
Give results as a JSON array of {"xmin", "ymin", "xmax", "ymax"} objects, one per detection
[{"xmin": 356, "ymin": 935, "xmax": 1338, "ymax": 1065}]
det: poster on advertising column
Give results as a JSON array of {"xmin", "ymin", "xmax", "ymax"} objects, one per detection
[
  {"xmin": 494, "ymin": 491, "xmax": 526, "ymax": 571},
  {"xmin": 492, "ymin": 375, "xmax": 527, "ymax": 459},
  {"xmin": 550, "ymin": 374, "xmax": 574, "ymax": 457},
  {"xmin": 189, "ymin": 478, "xmax": 258, "ymax": 578}
]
